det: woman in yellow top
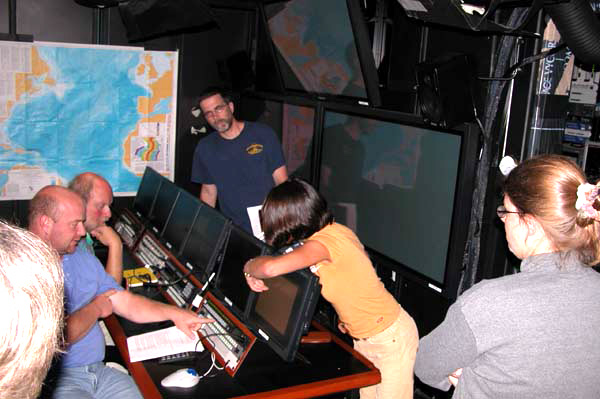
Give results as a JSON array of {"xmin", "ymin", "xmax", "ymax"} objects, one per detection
[{"xmin": 243, "ymin": 178, "xmax": 418, "ymax": 399}]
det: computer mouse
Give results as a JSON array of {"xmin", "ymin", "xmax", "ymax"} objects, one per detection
[{"xmin": 160, "ymin": 368, "xmax": 201, "ymax": 388}]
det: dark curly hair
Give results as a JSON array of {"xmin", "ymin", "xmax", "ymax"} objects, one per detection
[{"xmin": 261, "ymin": 179, "xmax": 333, "ymax": 248}]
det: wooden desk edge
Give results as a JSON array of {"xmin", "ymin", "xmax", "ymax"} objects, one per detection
[
  {"xmin": 233, "ymin": 321, "xmax": 382, "ymax": 398},
  {"xmin": 104, "ymin": 315, "xmax": 163, "ymax": 399},
  {"xmin": 234, "ymin": 370, "xmax": 381, "ymax": 399}
]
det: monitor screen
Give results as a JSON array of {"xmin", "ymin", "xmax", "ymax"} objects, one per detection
[
  {"xmin": 133, "ymin": 167, "xmax": 163, "ymax": 218},
  {"xmin": 148, "ymin": 179, "xmax": 179, "ymax": 236},
  {"xmin": 262, "ymin": 0, "xmax": 380, "ymax": 105},
  {"xmin": 213, "ymin": 224, "xmax": 271, "ymax": 319},
  {"xmin": 246, "ymin": 267, "xmax": 321, "ymax": 362},
  {"xmin": 180, "ymin": 205, "xmax": 229, "ymax": 282},
  {"xmin": 161, "ymin": 190, "xmax": 200, "ymax": 257},
  {"xmin": 318, "ymin": 108, "xmax": 476, "ymax": 294}
]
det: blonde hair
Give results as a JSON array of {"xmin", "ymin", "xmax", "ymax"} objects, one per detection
[
  {"xmin": 0, "ymin": 221, "xmax": 64, "ymax": 399},
  {"xmin": 504, "ymin": 154, "xmax": 600, "ymax": 265}
]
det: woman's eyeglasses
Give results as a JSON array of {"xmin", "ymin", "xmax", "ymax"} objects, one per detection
[{"xmin": 496, "ymin": 205, "xmax": 523, "ymax": 219}]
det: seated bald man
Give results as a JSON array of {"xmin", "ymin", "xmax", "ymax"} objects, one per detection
[
  {"xmin": 69, "ymin": 172, "xmax": 123, "ymax": 283},
  {"xmin": 28, "ymin": 185, "xmax": 211, "ymax": 399}
]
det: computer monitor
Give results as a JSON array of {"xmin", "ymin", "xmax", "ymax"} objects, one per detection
[
  {"xmin": 318, "ymin": 105, "xmax": 478, "ymax": 299},
  {"xmin": 132, "ymin": 166, "xmax": 163, "ymax": 219},
  {"xmin": 148, "ymin": 179, "xmax": 179, "ymax": 237},
  {"xmin": 260, "ymin": 0, "xmax": 381, "ymax": 106},
  {"xmin": 246, "ymin": 266, "xmax": 321, "ymax": 362},
  {"xmin": 212, "ymin": 224, "xmax": 272, "ymax": 320},
  {"xmin": 161, "ymin": 189, "xmax": 200, "ymax": 257},
  {"xmin": 179, "ymin": 204, "xmax": 229, "ymax": 282}
]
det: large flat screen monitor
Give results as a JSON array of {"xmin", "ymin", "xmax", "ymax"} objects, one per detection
[
  {"xmin": 261, "ymin": 0, "xmax": 381, "ymax": 106},
  {"xmin": 179, "ymin": 204, "xmax": 230, "ymax": 282},
  {"xmin": 148, "ymin": 179, "xmax": 179, "ymax": 237},
  {"xmin": 132, "ymin": 166, "xmax": 163, "ymax": 219},
  {"xmin": 212, "ymin": 224, "xmax": 272, "ymax": 320},
  {"xmin": 246, "ymin": 266, "xmax": 321, "ymax": 362},
  {"xmin": 161, "ymin": 189, "xmax": 200, "ymax": 257},
  {"xmin": 318, "ymin": 106, "xmax": 478, "ymax": 298}
]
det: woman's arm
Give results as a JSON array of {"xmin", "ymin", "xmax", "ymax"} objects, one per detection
[
  {"xmin": 414, "ymin": 302, "xmax": 478, "ymax": 391},
  {"xmin": 243, "ymin": 240, "xmax": 330, "ymax": 290}
]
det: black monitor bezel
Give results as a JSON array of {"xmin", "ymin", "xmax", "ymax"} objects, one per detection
[
  {"xmin": 317, "ymin": 102, "xmax": 478, "ymax": 299},
  {"xmin": 211, "ymin": 223, "xmax": 272, "ymax": 321},
  {"xmin": 132, "ymin": 166, "xmax": 163, "ymax": 220},
  {"xmin": 258, "ymin": 0, "xmax": 381, "ymax": 107},
  {"xmin": 246, "ymin": 266, "xmax": 321, "ymax": 362},
  {"xmin": 148, "ymin": 179, "xmax": 179, "ymax": 238},
  {"xmin": 160, "ymin": 189, "xmax": 201, "ymax": 258},
  {"xmin": 179, "ymin": 204, "xmax": 230, "ymax": 283}
]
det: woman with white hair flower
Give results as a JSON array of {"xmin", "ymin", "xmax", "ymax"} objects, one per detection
[{"xmin": 414, "ymin": 154, "xmax": 600, "ymax": 399}]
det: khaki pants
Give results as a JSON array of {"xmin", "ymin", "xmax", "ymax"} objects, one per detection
[{"xmin": 353, "ymin": 309, "xmax": 419, "ymax": 399}]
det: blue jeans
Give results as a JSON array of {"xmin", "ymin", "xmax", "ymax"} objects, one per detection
[{"xmin": 52, "ymin": 362, "xmax": 143, "ymax": 399}]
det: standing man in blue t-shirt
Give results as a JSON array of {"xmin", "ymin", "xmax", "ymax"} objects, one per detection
[{"xmin": 191, "ymin": 88, "xmax": 288, "ymax": 233}]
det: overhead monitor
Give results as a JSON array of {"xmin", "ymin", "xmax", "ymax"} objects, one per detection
[
  {"xmin": 212, "ymin": 224, "xmax": 272, "ymax": 320},
  {"xmin": 318, "ymin": 105, "xmax": 478, "ymax": 298},
  {"xmin": 161, "ymin": 189, "xmax": 201, "ymax": 257},
  {"xmin": 246, "ymin": 267, "xmax": 321, "ymax": 362},
  {"xmin": 132, "ymin": 166, "xmax": 163, "ymax": 219},
  {"xmin": 261, "ymin": 0, "xmax": 381, "ymax": 106},
  {"xmin": 179, "ymin": 204, "xmax": 230, "ymax": 282},
  {"xmin": 148, "ymin": 179, "xmax": 179, "ymax": 237}
]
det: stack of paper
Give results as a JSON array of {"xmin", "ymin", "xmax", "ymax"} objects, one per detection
[{"xmin": 127, "ymin": 326, "xmax": 203, "ymax": 363}]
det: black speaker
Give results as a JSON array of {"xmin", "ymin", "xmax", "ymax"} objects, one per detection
[
  {"xmin": 416, "ymin": 54, "xmax": 477, "ymax": 128},
  {"xmin": 117, "ymin": 0, "xmax": 218, "ymax": 42}
]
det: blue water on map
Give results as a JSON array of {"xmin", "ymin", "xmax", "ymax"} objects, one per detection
[{"xmin": 0, "ymin": 46, "xmax": 165, "ymax": 194}]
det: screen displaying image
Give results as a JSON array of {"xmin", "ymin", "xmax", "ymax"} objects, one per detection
[
  {"xmin": 319, "ymin": 110, "xmax": 462, "ymax": 284},
  {"xmin": 265, "ymin": 0, "xmax": 367, "ymax": 98}
]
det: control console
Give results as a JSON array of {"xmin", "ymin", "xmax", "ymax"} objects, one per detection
[{"xmin": 194, "ymin": 292, "xmax": 256, "ymax": 377}]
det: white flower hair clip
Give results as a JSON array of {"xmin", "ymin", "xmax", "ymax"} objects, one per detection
[
  {"xmin": 499, "ymin": 155, "xmax": 518, "ymax": 176},
  {"xmin": 575, "ymin": 183, "xmax": 600, "ymax": 219}
]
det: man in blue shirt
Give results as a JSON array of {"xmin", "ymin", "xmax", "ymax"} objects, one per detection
[
  {"xmin": 28, "ymin": 185, "xmax": 212, "ymax": 399},
  {"xmin": 69, "ymin": 172, "xmax": 123, "ymax": 284},
  {"xmin": 191, "ymin": 88, "xmax": 288, "ymax": 233}
]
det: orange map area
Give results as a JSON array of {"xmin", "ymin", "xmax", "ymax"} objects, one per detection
[
  {"xmin": 0, "ymin": 47, "xmax": 54, "ymax": 159},
  {"xmin": 123, "ymin": 53, "xmax": 175, "ymax": 167}
]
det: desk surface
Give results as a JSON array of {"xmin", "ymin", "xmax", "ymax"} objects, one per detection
[{"xmin": 106, "ymin": 302, "xmax": 380, "ymax": 399}]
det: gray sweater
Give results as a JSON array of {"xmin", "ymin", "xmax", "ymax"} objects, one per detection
[{"xmin": 414, "ymin": 251, "xmax": 600, "ymax": 398}]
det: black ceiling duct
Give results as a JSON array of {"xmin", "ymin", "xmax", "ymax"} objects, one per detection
[
  {"xmin": 117, "ymin": 0, "xmax": 218, "ymax": 42},
  {"xmin": 545, "ymin": 0, "xmax": 600, "ymax": 65}
]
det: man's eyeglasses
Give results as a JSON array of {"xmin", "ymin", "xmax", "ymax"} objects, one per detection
[
  {"xmin": 203, "ymin": 104, "xmax": 228, "ymax": 119},
  {"xmin": 497, "ymin": 205, "xmax": 523, "ymax": 219}
]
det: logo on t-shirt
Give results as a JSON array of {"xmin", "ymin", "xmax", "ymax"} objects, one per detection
[{"xmin": 246, "ymin": 143, "xmax": 263, "ymax": 155}]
